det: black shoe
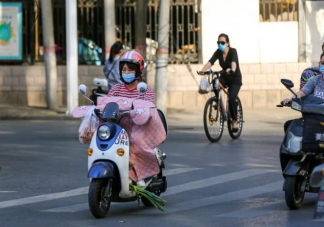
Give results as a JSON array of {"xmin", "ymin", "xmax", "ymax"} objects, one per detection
[{"xmin": 232, "ymin": 127, "xmax": 238, "ymax": 133}]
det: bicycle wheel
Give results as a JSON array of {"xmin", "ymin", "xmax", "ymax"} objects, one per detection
[
  {"xmin": 228, "ymin": 97, "xmax": 243, "ymax": 139},
  {"xmin": 203, "ymin": 97, "xmax": 224, "ymax": 142}
]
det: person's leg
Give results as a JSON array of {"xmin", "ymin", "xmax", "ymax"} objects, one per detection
[{"xmin": 228, "ymin": 83, "xmax": 241, "ymax": 128}]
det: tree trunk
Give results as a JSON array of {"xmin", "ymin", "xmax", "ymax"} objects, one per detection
[
  {"xmin": 40, "ymin": 0, "xmax": 58, "ymax": 110},
  {"xmin": 135, "ymin": 0, "xmax": 148, "ymax": 81},
  {"xmin": 155, "ymin": 0, "xmax": 170, "ymax": 113},
  {"xmin": 104, "ymin": 0, "xmax": 116, "ymax": 60}
]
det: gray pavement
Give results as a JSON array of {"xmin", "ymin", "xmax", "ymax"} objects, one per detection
[{"xmin": 0, "ymin": 107, "xmax": 318, "ymax": 227}]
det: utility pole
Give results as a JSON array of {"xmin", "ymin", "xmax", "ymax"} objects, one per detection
[
  {"xmin": 135, "ymin": 0, "xmax": 147, "ymax": 58},
  {"xmin": 66, "ymin": 0, "xmax": 78, "ymax": 114},
  {"xmin": 40, "ymin": 0, "xmax": 57, "ymax": 110},
  {"xmin": 155, "ymin": 0, "xmax": 170, "ymax": 113},
  {"xmin": 298, "ymin": 0, "xmax": 306, "ymax": 62},
  {"xmin": 135, "ymin": 0, "xmax": 148, "ymax": 81},
  {"xmin": 104, "ymin": 0, "xmax": 116, "ymax": 60}
]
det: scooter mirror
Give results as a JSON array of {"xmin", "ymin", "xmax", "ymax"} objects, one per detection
[
  {"xmin": 137, "ymin": 82, "xmax": 147, "ymax": 94},
  {"xmin": 310, "ymin": 164, "xmax": 324, "ymax": 188},
  {"xmin": 79, "ymin": 84, "xmax": 88, "ymax": 96},
  {"xmin": 281, "ymin": 79, "xmax": 294, "ymax": 89}
]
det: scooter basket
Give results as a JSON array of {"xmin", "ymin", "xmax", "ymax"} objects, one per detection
[{"xmin": 302, "ymin": 113, "xmax": 324, "ymax": 153}]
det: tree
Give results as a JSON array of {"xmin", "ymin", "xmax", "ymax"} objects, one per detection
[
  {"xmin": 155, "ymin": 0, "xmax": 170, "ymax": 113},
  {"xmin": 40, "ymin": 0, "xmax": 58, "ymax": 110}
]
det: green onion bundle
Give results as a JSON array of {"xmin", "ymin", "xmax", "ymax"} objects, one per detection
[{"xmin": 129, "ymin": 184, "xmax": 167, "ymax": 212}]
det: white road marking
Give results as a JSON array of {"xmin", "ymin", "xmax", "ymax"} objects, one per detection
[
  {"xmin": 313, "ymin": 218, "xmax": 324, "ymax": 222},
  {"xmin": 216, "ymin": 196, "xmax": 317, "ymax": 219},
  {"xmin": 0, "ymin": 168, "xmax": 199, "ymax": 210},
  {"xmin": 216, "ymin": 204, "xmax": 285, "ymax": 219},
  {"xmin": 134, "ymin": 181, "xmax": 284, "ymax": 214},
  {"xmin": 43, "ymin": 203, "xmax": 89, "ymax": 213},
  {"xmin": 43, "ymin": 168, "xmax": 277, "ymax": 213},
  {"xmin": 163, "ymin": 167, "xmax": 202, "ymax": 176},
  {"xmin": 163, "ymin": 168, "xmax": 278, "ymax": 196},
  {"xmin": 0, "ymin": 187, "xmax": 88, "ymax": 209}
]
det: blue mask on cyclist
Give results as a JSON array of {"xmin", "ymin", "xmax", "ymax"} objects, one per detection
[
  {"xmin": 218, "ymin": 43, "xmax": 226, "ymax": 52},
  {"xmin": 122, "ymin": 73, "xmax": 136, "ymax": 84},
  {"xmin": 320, "ymin": 65, "xmax": 324, "ymax": 75}
]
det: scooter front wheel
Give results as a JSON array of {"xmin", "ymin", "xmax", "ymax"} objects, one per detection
[
  {"xmin": 88, "ymin": 178, "xmax": 112, "ymax": 218},
  {"xmin": 284, "ymin": 176, "xmax": 305, "ymax": 210}
]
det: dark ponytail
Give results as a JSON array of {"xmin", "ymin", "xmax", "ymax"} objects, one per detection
[{"xmin": 108, "ymin": 41, "xmax": 123, "ymax": 63}]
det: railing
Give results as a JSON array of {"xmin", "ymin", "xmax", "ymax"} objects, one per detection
[
  {"xmin": 259, "ymin": 0, "xmax": 298, "ymax": 22},
  {"xmin": 2, "ymin": 0, "xmax": 200, "ymax": 65}
]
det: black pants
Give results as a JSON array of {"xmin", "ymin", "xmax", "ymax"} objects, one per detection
[{"xmin": 219, "ymin": 77, "xmax": 241, "ymax": 121}]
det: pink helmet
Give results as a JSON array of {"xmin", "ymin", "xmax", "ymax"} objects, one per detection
[{"xmin": 119, "ymin": 50, "xmax": 145, "ymax": 79}]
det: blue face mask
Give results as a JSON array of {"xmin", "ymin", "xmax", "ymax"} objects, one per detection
[
  {"xmin": 122, "ymin": 73, "xmax": 136, "ymax": 84},
  {"xmin": 218, "ymin": 43, "xmax": 226, "ymax": 52},
  {"xmin": 320, "ymin": 65, "xmax": 324, "ymax": 75}
]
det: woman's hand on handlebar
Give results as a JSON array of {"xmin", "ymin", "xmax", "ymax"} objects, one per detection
[
  {"xmin": 226, "ymin": 68, "xmax": 234, "ymax": 75},
  {"xmin": 197, "ymin": 70, "xmax": 205, "ymax": 76},
  {"xmin": 282, "ymin": 98, "xmax": 292, "ymax": 104}
]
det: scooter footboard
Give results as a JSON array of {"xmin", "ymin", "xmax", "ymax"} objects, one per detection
[{"xmin": 88, "ymin": 161, "xmax": 115, "ymax": 178}]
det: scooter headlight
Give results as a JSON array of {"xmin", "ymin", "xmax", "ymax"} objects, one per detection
[
  {"xmin": 286, "ymin": 131, "xmax": 302, "ymax": 154},
  {"xmin": 98, "ymin": 125, "xmax": 111, "ymax": 140}
]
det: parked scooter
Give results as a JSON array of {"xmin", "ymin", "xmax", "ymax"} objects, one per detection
[
  {"xmin": 73, "ymin": 82, "xmax": 168, "ymax": 218},
  {"xmin": 277, "ymin": 79, "xmax": 324, "ymax": 210},
  {"xmin": 89, "ymin": 78, "xmax": 109, "ymax": 105}
]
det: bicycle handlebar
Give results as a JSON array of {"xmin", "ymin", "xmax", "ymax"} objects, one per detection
[{"xmin": 197, "ymin": 70, "xmax": 225, "ymax": 76}]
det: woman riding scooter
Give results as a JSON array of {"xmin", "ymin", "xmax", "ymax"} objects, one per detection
[
  {"xmin": 107, "ymin": 50, "xmax": 160, "ymax": 187},
  {"xmin": 282, "ymin": 53, "xmax": 324, "ymax": 132},
  {"xmin": 283, "ymin": 53, "xmax": 324, "ymax": 104}
]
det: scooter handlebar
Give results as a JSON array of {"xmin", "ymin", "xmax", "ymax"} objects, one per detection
[{"xmin": 276, "ymin": 101, "xmax": 291, "ymax": 108}]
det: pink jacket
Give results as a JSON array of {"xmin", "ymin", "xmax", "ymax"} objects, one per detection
[{"xmin": 73, "ymin": 96, "xmax": 167, "ymax": 181}]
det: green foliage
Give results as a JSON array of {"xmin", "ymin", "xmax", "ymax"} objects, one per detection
[{"xmin": 129, "ymin": 184, "xmax": 167, "ymax": 212}]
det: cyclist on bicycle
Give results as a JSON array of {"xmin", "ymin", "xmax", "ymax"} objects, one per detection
[{"xmin": 198, "ymin": 33, "xmax": 242, "ymax": 132}]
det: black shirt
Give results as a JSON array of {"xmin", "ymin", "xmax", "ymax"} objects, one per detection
[{"xmin": 209, "ymin": 47, "xmax": 242, "ymax": 85}]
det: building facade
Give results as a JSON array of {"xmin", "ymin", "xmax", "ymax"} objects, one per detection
[{"xmin": 1, "ymin": 0, "xmax": 324, "ymax": 110}]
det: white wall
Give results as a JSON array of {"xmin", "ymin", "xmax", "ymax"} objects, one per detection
[
  {"xmin": 306, "ymin": 1, "xmax": 324, "ymax": 63},
  {"xmin": 202, "ymin": 0, "xmax": 260, "ymax": 64},
  {"xmin": 201, "ymin": 0, "xmax": 298, "ymax": 64},
  {"xmin": 259, "ymin": 22, "xmax": 298, "ymax": 63}
]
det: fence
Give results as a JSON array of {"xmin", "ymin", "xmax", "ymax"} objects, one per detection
[
  {"xmin": 2, "ymin": 0, "xmax": 200, "ymax": 65},
  {"xmin": 259, "ymin": 0, "xmax": 298, "ymax": 22}
]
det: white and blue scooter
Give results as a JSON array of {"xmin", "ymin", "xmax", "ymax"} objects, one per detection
[{"xmin": 77, "ymin": 83, "xmax": 168, "ymax": 219}]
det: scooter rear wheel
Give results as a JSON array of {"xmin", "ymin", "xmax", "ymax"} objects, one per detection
[
  {"xmin": 88, "ymin": 178, "xmax": 112, "ymax": 218},
  {"xmin": 284, "ymin": 176, "xmax": 305, "ymax": 210}
]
